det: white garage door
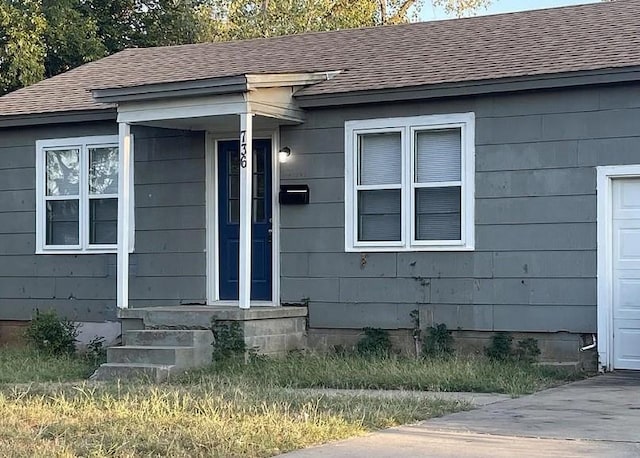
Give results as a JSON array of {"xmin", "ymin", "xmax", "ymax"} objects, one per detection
[{"xmin": 612, "ymin": 178, "xmax": 640, "ymax": 370}]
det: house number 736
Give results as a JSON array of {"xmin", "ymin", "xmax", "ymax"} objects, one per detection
[{"xmin": 240, "ymin": 131, "xmax": 248, "ymax": 168}]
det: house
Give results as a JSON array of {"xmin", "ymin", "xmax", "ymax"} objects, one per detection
[{"xmin": 1, "ymin": 0, "xmax": 639, "ymax": 377}]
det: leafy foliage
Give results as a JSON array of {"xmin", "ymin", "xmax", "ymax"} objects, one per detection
[
  {"xmin": 485, "ymin": 333, "xmax": 541, "ymax": 363},
  {"xmin": 485, "ymin": 332, "xmax": 513, "ymax": 361},
  {"xmin": 356, "ymin": 327, "xmax": 392, "ymax": 357},
  {"xmin": 211, "ymin": 320, "xmax": 247, "ymax": 361},
  {"xmin": 85, "ymin": 335, "xmax": 107, "ymax": 365},
  {"xmin": 0, "ymin": 0, "xmax": 47, "ymax": 94},
  {"xmin": 25, "ymin": 309, "xmax": 78, "ymax": 356},
  {"xmin": 514, "ymin": 338, "xmax": 541, "ymax": 363},
  {"xmin": 422, "ymin": 323, "xmax": 455, "ymax": 358}
]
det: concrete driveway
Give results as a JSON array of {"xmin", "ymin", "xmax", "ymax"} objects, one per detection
[{"xmin": 281, "ymin": 371, "xmax": 640, "ymax": 457}]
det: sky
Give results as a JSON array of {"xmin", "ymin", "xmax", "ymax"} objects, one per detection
[{"xmin": 421, "ymin": 0, "xmax": 601, "ymax": 21}]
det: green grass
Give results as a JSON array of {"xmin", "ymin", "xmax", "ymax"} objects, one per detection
[
  {"xmin": 0, "ymin": 347, "xmax": 97, "ymax": 384},
  {"xmin": 183, "ymin": 353, "xmax": 585, "ymax": 396}
]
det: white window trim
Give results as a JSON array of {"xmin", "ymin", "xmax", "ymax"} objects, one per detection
[
  {"xmin": 35, "ymin": 135, "xmax": 135, "ymax": 254},
  {"xmin": 344, "ymin": 113, "xmax": 475, "ymax": 252}
]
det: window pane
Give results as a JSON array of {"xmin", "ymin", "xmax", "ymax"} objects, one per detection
[
  {"xmin": 46, "ymin": 200, "xmax": 79, "ymax": 245},
  {"xmin": 89, "ymin": 146, "xmax": 119, "ymax": 195},
  {"xmin": 229, "ymin": 199, "xmax": 240, "ymax": 224},
  {"xmin": 359, "ymin": 133, "xmax": 401, "ymax": 185},
  {"xmin": 358, "ymin": 189, "xmax": 401, "ymax": 241},
  {"xmin": 46, "ymin": 149, "xmax": 80, "ymax": 196},
  {"xmin": 415, "ymin": 187, "xmax": 461, "ymax": 241},
  {"xmin": 416, "ymin": 129, "xmax": 461, "ymax": 183},
  {"xmin": 90, "ymin": 198, "xmax": 118, "ymax": 244}
]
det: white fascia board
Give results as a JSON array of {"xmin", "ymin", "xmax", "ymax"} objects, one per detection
[
  {"xmin": 247, "ymin": 87, "xmax": 305, "ymax": 123},
  {"xmin": 245, "ymin": 71, "xmax": 341, "ymax": 89},
  {"xmin": 117, "ymin": 94, "xmax": 248, "ymax": 124}
]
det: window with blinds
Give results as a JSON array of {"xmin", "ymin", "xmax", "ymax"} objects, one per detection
[
  {"xmin": 345, "ymin": 113, "xmax": 474, "ymax": 251},
  {"xmin": 357, "ymin": 132, "xmax": 402, "ymax": 241},
  {"xmin": 414, "ymin": 128, "xmax": 462, "ymax": 241}
]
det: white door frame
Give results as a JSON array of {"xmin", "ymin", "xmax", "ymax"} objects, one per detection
[
  {"xmin": 205, "ymin": 129, "xmax": 281, "ymax": 305},
  {"xmin": 597, "ymin": 164, "xmax": 640, "ymax": 371}
]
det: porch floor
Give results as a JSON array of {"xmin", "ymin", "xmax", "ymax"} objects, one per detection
[{"xmin": 118, "ymin": 305, "xmax": 308, "ymax": 329}]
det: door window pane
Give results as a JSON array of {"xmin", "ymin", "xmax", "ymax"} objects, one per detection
[
  {"xmin": 90, "ymin": 198, "xmax": 118, "ymax": 244},
  {"xmin": 359, "ymin": 133, "xmax": 401, "ymax": 185},
  {"xmin": 229, "ymin": 199, "xmax": 240, "ymax": 224},
  {"xmin": 89, "ymin": 147, "xmax": 119, "ymax": 195},
  {"xmin": 46, "ymin": 200, "xmax": 79, "ymax": 245},
  {"xmin": 416, "ymin": 129, "xmax": 461, "ymax": 183},
  {"xmin": 46, "ymin": 149, "xmax": 80, "ymax": 196},
  {"xmin": 415, "ymin": 187, "xmax": 461, "ymax": 240},
  {"xmin": 358, "ymin": 189, "xmax": 401, "ymax": 241}
]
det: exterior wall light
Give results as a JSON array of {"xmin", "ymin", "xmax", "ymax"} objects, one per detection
[{"xmin": 278, "ymin": 147, "xmax": 292, "ymax": 163}]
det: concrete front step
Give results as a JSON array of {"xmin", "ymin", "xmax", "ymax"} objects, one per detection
[
  {"xmin": 107, "ymin": 345, "xmax": 204, "ymax": 368},
  {"xmin": 90, "ymin": 362, "xmax": 175, "ymax": 382},
  {"xmin": 124, "ymin": 329, "xmax": 213, "ymax": 347}
]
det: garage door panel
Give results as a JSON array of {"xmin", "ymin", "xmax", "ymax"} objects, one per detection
[
  {"xmin": 613, "ymin": 325, "xmax": 640, "ymax": 370},
  {"xmin": 612, "ymin": 178, "xmax": 640, "ymax": 370},
  {"xmin": 614, "ymin": 278, "xmax": 640, "ymax": 317}
]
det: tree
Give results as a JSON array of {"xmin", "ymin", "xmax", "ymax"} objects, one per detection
[
  {"xmin": 0, "ymin": 0, "xmax": 46, "ymax": 94},
  {"xmin": 198, "ymin": 0, "xmax": 494, "ymax": 41},
  {"xmin": 42, "ymin": 0, "xmax": 106, "ymax": 77}
]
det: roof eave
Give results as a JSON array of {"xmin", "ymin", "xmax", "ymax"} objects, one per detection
[
  {"xmin": 91, "ymin": 75, "xmax": 249, "ymax": 103},
  {"xmin": 91, "ymin": 71, "xmax": 342, "ymax": 104},
  {"xmin": 295, "ymin": 66, "xmax": 640, "ymax": 107},
  {"xmin": 0, "ymin": 108, "xmax": 117, "ymax": 128}
]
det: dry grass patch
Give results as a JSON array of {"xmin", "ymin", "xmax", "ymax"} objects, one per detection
[{"xmin": 0, "ymin": 379, "xmax": 465, "ymax": 457}]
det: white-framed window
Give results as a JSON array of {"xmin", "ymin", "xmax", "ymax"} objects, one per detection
[
  {"xmin": 345, "ymin": 113, "xmax": 475, "ymax": 252},
  {"xmin": 35, "ymin": 135, "xmax": 134, "ymax": 254}
]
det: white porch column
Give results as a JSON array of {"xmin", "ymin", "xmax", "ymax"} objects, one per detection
[
  {"xmin": 117, "ymin": 122, "xmax": 133, "ymax": 309},
  {"xmin": 239, "ymin": 112, "xmax": 254, "ymax": 309}
]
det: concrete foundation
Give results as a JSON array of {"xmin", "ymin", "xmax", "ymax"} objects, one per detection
[
  {"xmin": 307, "ymin": 328, "xmax": 597, "ymax": 369},
  {"xmin": 118, "ymin": 306, "xmax": 308, "ymax": 356},
  {"xmin": 0, "ymin": 320, "xmax": 28, "ymax": 347}
]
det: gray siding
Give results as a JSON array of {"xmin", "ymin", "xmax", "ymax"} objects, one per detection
[
  {"xmin": 0, "ymin": 123, "xmax": 206, "ymax": 322},
  {"xmin": 279, "ymin": 83, "xmax": 640, "ymax": 333},
  {"xmin": 129, "ymin": 127, "xmax": 206, "ymax": 307}
]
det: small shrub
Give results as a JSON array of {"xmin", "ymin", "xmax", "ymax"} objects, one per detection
[
  {"xmin": 211, "ymin": 320, "xmax": 246, "ymax": 361},
  {"xmin": 356, "ymin": 327, "xmax": 392, "ymax": 357},
  {"xmin": 85, "ymin": 336, "xmax": 107, "ymax": 365},
  {"xmin": 422, "ymin": 323, "xmax": 455, "ymax": 358},
  {"xmin": 25, "ymin": 309, "xmax": 78, "ymax": 355},
  {"xmin": 515, "ymin": 338, "xmax": 541, "ymax": 363},
  {"xmin": 485, "ymin": 332, "xmax": 513, "ymax": 361}
]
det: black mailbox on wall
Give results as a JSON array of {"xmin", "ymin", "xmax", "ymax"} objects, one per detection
[{"xmin": 279, "ymin": 184, "xmax": 310, "ymax": 205}]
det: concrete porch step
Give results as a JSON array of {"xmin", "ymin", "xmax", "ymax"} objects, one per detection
[
  {"xmin": 107, "ymin": 345, "xmax": 200, "ymax": 368},
  {"xmin": 124, "ymin": 329, "xmax": 213, "ymax": 347},
  {"xmin": 90, "ymin": 362, "xmax": 175, "ymax": 382}
]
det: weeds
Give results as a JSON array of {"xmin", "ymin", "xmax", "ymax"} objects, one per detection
[
  {"xmin": 422, "ymin": 324, "xmax": 455, "ymax": 358},
  {"xmin": 0, "ymin": 347, "xmax": 95, "ymax": 383},
  {"xmin": 186, "ymin": 353, "xmax": 583, "ymax": 396},
  {"xmin": 25, "ymin": 309, "xmax": 78, "ymax": 356},
  {"xmin": 356, "ymin": 328, "xmax": 392, "ymax": 357}
]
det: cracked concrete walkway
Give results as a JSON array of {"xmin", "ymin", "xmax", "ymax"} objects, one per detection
[{"xmin": 280, "ymin": 372, "xmax": 640, "ymax": 457}]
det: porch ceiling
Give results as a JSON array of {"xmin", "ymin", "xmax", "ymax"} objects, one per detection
[{"xmin": 134, "ymin": 113, "xmax": 288, "ymax": 132}]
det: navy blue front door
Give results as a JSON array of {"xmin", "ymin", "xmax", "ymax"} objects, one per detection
[{"xmin": 218, "ymin": 139, "xmax": 272, "ymax": 300}]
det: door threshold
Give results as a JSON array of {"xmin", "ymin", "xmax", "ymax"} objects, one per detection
[{"xmin": 208, "ymin": 300, "xmax": 279, "ymax": 307}]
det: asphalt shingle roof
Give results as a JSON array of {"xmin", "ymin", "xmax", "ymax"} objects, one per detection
[{"xmin": 1, "ymin": 0, "xmax": 639, "ymax": 118}]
